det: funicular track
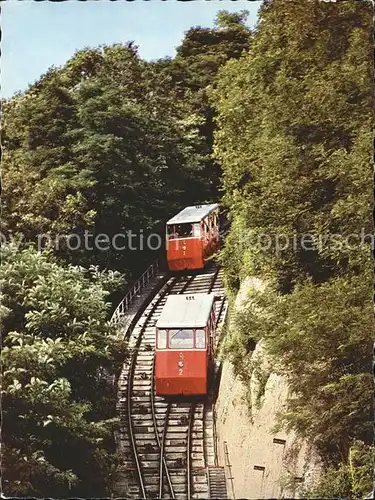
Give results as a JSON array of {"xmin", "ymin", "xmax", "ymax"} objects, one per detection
[{"xmin": 116, "ymin": 265, "xmax": 228, "ymax": 499}]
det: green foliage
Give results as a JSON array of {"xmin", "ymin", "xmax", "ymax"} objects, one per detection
[
  {"xmin": 233, "ymin": 278, "xmax": 373, "ymax": 457},
  {"xmin": 4, "ymin": 4, "xmax": 373, "ymax": 496},
  {"xmin": 153, "ymin": 11, "xmax": 252, "ymax": 199},
  {"xmin": 3, "ymin": 15, "xmax": 251, "ymax": 273},
  {"xmin": 349, "ymin": 441, "xmax": 374, "ymax": 499},
  {"xmin": 1, "ymin": 245, "xmax": 126, "ymax": 497},
  {"xmin": 302, "ymin": 441, "xmax": 373, "ymax": 499},
  {"xmin": 215, "ymin": 10, "xmax": 250, "ymax": 30},
  {"xmin": 211, "ymin": 0, "xmax": 372, "ymax": 288},
  {"xmin": 210, "ymin": 0, "xmax": 373, "ymax": 490},
  {"xmin": 2, "ymin": 44, "xmax": 204, "ymax": 271},
  {"xmin": 221, "ymin": 289, "xmax": 264, "ymax": 383}
]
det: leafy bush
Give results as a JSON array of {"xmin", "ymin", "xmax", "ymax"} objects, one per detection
[
  {"xmin": 302, "ymin": 441, "xmax": 373, "ymax": 499},
  {"xmin": 211, "ymin": 0, "xmax": 373, "ymax": 486},
  {"xmin": 1, "ymin": 245, "xmax": 126, "ymax": 497}
]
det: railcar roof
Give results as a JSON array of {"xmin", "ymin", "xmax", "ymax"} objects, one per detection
[
  {"xmin": 167, "ymin": 204, "xmax": 219, "ymax": 225},
  {"xmin": 156, "ymin": 294, "xmax": 215, "ymax": 329}
]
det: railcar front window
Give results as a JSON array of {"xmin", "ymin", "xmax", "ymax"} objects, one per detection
[
  {"xmin": 167, "ymin": 225, "xmax": 177, "ymax": 240},
  {"xmin": 158, "ymin": 329, "xmax": 167, "ymax": 349},
  {"xmin": 167, "ymin": 223, "xmax": 193, "ymax": 239},
  {"xmin": 176, "ymin": 223, "xmax": 193, "ymax": 237},
  {"xmin": 195, "ymin": 329, "xmax": 206, "ymax": 349},
  {"xmin": 169, "ymin": 329, "xmax": 194, "ymax": 349}
]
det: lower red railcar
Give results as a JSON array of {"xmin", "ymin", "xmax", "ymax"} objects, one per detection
[
  {"xmin": 166, "ymin": 204, "xmax": 220, "ymax": 272},
  {"xmin": 154, "ymin": 294, "xmax": 216, "ymax": 396}
]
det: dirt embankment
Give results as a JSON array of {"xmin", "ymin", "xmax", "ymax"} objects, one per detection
[{"xmin": 214, "ymin": 278, "xmax": 322, "ymax": 499}]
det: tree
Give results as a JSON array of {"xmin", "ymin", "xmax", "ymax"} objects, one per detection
[
  {"xmin": 3, "ymin": 15, "xmax": 252, "ymax": 273},
  {"xmin": 210, "ymin": 0, "xmax": 372, "ymax": 289},
  {"xmin": 2, "ymin": 44, "xmax": 203, "ymax": 272},
  {"xmin": 215, "ymin": 10, "xmax": 250, "ymax": 30},
  {"xmin": 152, "ymin": 11, "xmax": 252, "ymax": 199},
  {"xmin": 210, "ymin": 0, "xmax": 373, "ymax": 492},
  {"xmin": 1, "ymin": 245, "xmax": 125, "ymax": 497}
]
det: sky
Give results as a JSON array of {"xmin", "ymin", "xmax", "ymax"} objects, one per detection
[{"xmin": 2, "ymin": 0, "xmax": 261, "ymax": 99}]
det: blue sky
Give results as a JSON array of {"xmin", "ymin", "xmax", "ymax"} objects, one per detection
[{"xmin": 2, "ymin": 0, "xmax": 261, "ymax": 99}]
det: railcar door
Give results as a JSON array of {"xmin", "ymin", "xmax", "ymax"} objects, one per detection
[
  {"xmin": 208, "ymin": 213, "xmax": 215, "ymax": 253},
  {"xmin": 212, "ymin": 209, "xmax": 220, "ymax": 250},
  {"xmin": 201, "ymin": 216, "xmax": 210, "ymax": 261},
  {"xmin": 205, "ymin": 312, "xmax": 215, "ymax": 391},
  {"xmin": 207, "ymin": 311, "xmax": 215, "ymax": 365}
]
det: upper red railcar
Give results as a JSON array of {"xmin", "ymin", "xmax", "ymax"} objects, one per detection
[
  {"xmin": 154, "ymin": 294, "xmax": 216, "ymax": 396},
  {"xmin": 166, "ymin": 204, "xmax": 220, "ymax": 271}
]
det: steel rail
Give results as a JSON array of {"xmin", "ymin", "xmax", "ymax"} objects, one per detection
[
  {"xmin": 127, "ymin": 343, "xmax": 147, "ymax": 499},
  {"xmin": 126, "ymin": 277, "xmax": 179, "ymax": 499},
  {"xmin": 186, "ymin": 403, "xmax": 196, "ymax": 500},
  {"xmin": 178, "ymin": 274, "xmax": 196, "ymax": 295},
  {"xmin": 150, "ymin": 358, "xmax": 175, "ymax": 499},
  {"xmin": 208, "ymin": 267, "xmax": 220, "ymax": 294},
  {"xmin": 213, "ymin": 402, "xmax": 219, "ymax": 468},
  {"xmin": 158, "ymin": 403, "xmax": 172, "ymax": 499},
  {"xmin": 216, "ymin": 294, "xmax": 227, "ymax": 325},
  {"xmin": 203, "ymin": 403, "xmax": 208, "ymax": 467}
]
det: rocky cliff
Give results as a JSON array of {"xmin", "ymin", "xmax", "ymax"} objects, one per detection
[{"xmin": 214, "ymin": 278, "xmax": 322, "ymax": 499}]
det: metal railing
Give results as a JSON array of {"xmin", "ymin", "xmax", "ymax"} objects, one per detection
[
  {"xmin": 223, "ymin": 441, "xmax": 235, "ymax": 499},
  {"xmin": 110, "ymin": 259, "xmax": 160, "ymax": 325}
]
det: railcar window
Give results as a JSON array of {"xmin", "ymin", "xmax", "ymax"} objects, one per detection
[
  {"xmin": 176, "ymin": 224, "xmax": 193, "ymax": 237},
  {"xmin": 167, "ymin": 224, "xmax": 193, "ymax": 239},
  {"xmin": 193, "ymin": 223, "xmax": 200, "ymax": 237},
  {"xmin": 167, "ymin": 225, "xmax": 177, "ymax": 239},
  {"xmin": 195, "ymin": 329, "xmax": 206, "ymax": 349},
  {"xmin": 158, "ymin": 329, "xmax": 167, "ymax": 349},
  {"xmin": 169, "ymin": 329, "xmax": 194, "ymax": 349}
]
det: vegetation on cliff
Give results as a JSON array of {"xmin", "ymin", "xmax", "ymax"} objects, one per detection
[{"xmin": 210, "ymin": 1, "xmax": 373, "ymax": 497}]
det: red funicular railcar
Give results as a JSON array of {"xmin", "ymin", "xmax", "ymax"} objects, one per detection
[
  {"xmin": 166, "ymin": 204, "xmax": 220, "ymax": 271},
  {"xmin": 155, "ymin": 294, "xmax": 216, "ymax": 396}
]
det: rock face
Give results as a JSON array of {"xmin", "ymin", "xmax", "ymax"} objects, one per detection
[{"xmin": 214, "ymin": 278, "xmax": 322, "ymax": 499}]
